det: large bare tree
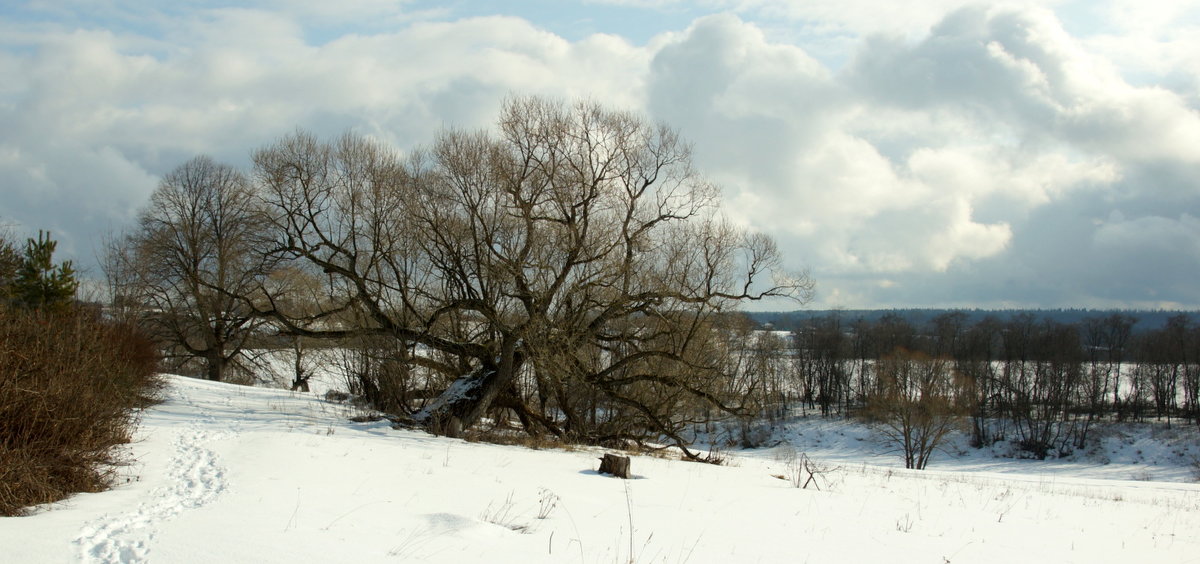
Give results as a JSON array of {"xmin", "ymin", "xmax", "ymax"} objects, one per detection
[
  {"xmin": 109, "ymin": 156, "xmax": 271, "ymax": 381},
  {"xmin": 250, "ymin": 97, "xmax": 811, "ymax": 452}
]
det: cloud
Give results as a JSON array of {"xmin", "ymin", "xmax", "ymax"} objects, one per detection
[
  {"xmin": 1090, "ymin": 212, "xmax": 1200, "ymax": 302},
  {"xmin": 641, "ymin": 5, "xmax": 1199, "ymax": 308},
  {"xmin": 0, "ymin": 8, "xmax": 653, "ymax": 263},
  {"xmin": 848, "ymin": 5, "xmax": 1200, "ymax": 165},
  {"xmin": 645, "ymin": 14, "xmax": 1018, "ymax": 276},
  {"xmin": 0, "ymin": 1, "xmax": 1197, "ymax": 309}
]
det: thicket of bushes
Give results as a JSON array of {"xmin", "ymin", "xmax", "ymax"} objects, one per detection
[{"xmin": 0, "ymin": 306, "xmax": 160, "ymax": 515}]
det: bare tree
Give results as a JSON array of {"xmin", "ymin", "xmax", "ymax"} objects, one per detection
[
  {"xmin": 866, "ymin": 349, "xmax": 965, "ymax": 469},
  {"xmin": 794, "ymin": 313, "xmax": 851, "ymax": 416},
  {"xmin": 1081, "ymin": 315, "xmax": 1114, "ymax": 424},
  {"xmin": 930, "ymin": 311, "xmax": 968, "ymax": 358},
  {"xmin": 1135, "ymin": 314, "xmax": 1190, "ymax": 427},
  {"xmin": 999, "ymin": 317, "xmax": 1083, "ymax": 458},
  {"xmin": 710, "ymin": 312, "xmax": 790, "ymax": 446},
  {"xmin": 1103, "ymin": 313, "xmax": 1136, "ymax": 418},
  {"xmin": 1183, "ymin": 325, "xmax": 1200, "ymax": 427},
  {"xmin": 249, "ymin": 97, "xmax": 811, "ymax": 452},
  {"xmin": 109, "ymin": 156, "xmax": 272, "ymax": 381},
  {"xmin": 1081, "ymin": 313, "xmax": 1135, "ymax": 419}
]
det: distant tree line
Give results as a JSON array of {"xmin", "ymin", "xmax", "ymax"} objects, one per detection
[
  {"xmin": 751, "ymin": 308, "xmax": 1198, "ymax": 335},
  {"xmin": 789, "ymin": 310, "xmax": 1200, "ymax": 458}
]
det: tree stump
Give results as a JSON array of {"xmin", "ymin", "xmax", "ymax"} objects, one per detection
[{"xmin": 598, "ymin": 453, "xmax": 631, "ymax": 479}]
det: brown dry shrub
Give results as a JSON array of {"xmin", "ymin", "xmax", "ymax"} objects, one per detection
[{"xmin": 0, "ymin": 305, "xmax": 161, "ymax": 515}]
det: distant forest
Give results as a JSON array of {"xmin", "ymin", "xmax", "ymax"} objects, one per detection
[
  {"xmin": 747, "ymin": 309, "xmax": 1200, "ymax": 334},
  {"xmin": 736, "ymin": 307, "xmax": 1200, "ymax": 458}
]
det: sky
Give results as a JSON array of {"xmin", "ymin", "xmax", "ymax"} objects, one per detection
[{"xmin": 0, "ymin": 0, "xmax": 1198, "ymax": 310}]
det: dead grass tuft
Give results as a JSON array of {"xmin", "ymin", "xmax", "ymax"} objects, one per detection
[{"xmin": 464, "ymin": 427, "xmax": 579, "ymax": 452}]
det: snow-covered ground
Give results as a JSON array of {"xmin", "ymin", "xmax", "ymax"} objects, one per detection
[
  {"xmin": 3, "ymin": 375, "xmax": 1199, "ymax": 563},
  {"xmin": 707, "ymin": 414, "xmax": 1200, "ymax": 484}
]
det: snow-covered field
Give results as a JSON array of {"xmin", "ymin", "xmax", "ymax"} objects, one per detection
[{"xmin": 3, "ymin": 375, "xmax": 1199, "ymax": 563}]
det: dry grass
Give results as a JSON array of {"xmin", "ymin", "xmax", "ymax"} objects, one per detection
[
  {"xmin": 0, "ymin": 305, "xmax": 161, "ymax": 516},
  {"xmin": 464, "ymin": 426, "xmax": 579, "ymax": 452}
]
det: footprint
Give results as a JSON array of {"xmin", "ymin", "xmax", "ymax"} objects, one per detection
[{"xmin": 75, "ymin": 387, "xmax": 232, "ymax": 563}]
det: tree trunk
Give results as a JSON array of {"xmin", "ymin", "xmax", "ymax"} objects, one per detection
[
  {"xmin": 416, "ymin": 341, "xmax": 524, "ymax": 437},
  {"xmin": 417, "ymin": 367, "xmax": 503, "ymax": 437},
  {"xmin": 204, "ymin": 351, "xmax": 225, "ymax": 381}
]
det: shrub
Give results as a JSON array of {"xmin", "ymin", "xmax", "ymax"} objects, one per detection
[
  {"xmin": 864, "ymin": 348, "xmax": 966, "ymax": 470},
  {"xmin": 0, "ymin": 305, "xmax": 161, "ymax": 515}
]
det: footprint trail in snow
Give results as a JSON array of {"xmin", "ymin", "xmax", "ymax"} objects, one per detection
[{"xmin": 74, "ymin": 387, "xmax": 234, "ymax": 563}]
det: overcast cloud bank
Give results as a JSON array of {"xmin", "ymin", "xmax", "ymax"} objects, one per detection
[{"xmin": 1, "ymin": 0, "xmax": 1197, "ymax": 309}]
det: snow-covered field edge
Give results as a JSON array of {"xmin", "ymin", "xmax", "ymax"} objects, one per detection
[{"xmin": 1, "ymin": 371, "xmax": 1197, "ymax": 563}]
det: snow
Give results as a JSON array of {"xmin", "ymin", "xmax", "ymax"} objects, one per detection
[
  {"xmin": 708, "ymin": 416, "xmax": 1200, "ymax": 484},
  {"xmin": 3, "ymin": 375, "xmax": 1199, "ymax": 563},
  {"xmin": 414, "ymin": 372, "xmax": 484, "ymax": 422}
]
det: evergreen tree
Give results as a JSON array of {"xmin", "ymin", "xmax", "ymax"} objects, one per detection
[
  {"xmin": 12, "ymin": 230, "xmax": 78, "ymax": 310},
  {"xmin": 0, "ymin": 233, "xmax": 19, "ymax": 300}
]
